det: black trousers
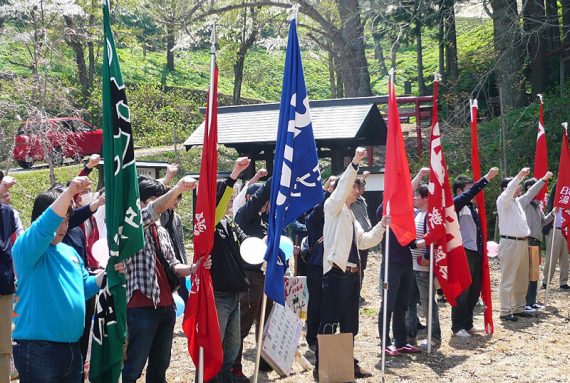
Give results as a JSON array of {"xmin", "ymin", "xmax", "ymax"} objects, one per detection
[
  {"xmin": 451, "ymin": 249, "xmax": 482, "ymax": 333},
  {"xmin": 315, "ymin": 267, "xmax": 361, "ymax": 369},
  {"xmin": 378, "ymin": 261, "xmax": 413, "ymax": 348},
  {"xmin": 305, "ymin": 263, "xmax": 323, "ymax": 347}
]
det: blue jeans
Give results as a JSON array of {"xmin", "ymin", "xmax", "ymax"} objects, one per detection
[
  {"xmin": 122, "ymin": 306, "xmax": 176, "ymax": 383},
  {"xmin": 13, "ymin": 340, "xmax": 82, "ymax": 383},
  {"xmin": 209, "ymin": 290, "xmax": 241, "ymax": 383},
  {"xmin": 411, "ymin": 271, "xmax": 441, "ymax": 340}
]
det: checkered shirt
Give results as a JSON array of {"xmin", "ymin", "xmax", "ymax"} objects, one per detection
[{"xmin": 125, "ymin": 203, "xmax": 180, "ymax": 306}]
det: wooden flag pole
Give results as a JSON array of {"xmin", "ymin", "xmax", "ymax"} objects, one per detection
[
  {"xmin": 544, "ymin": 226, "xmax": 557, "ymax": 307},
  {"xmin": 253, "ymin": 292, "xmax": 268, "ymax": 383}
]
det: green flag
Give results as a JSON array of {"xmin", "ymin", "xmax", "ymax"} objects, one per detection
[{"xmin": 89, "ymin": 1, "xmax": 144, "ymax": 382}]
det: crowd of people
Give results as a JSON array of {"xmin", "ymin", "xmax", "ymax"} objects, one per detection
[{"xmin": 0, "ymin": 147, "xmax": 566, "ymax": 383}]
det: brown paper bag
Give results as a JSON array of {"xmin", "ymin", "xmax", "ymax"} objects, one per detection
[
  {"xmin": 529, "ymin": 246, "xmax": 540, "ymax": 281},
  {"xmin": 317, "ymin": 326, "xmax": 354, "ymax": 383}
]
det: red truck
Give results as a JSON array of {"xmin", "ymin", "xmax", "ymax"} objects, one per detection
[{"xmin": 13, "ymin": 117, "xmax": 103, "ymax": 169}]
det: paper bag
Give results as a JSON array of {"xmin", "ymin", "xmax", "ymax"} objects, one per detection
[
  {"xmin": 317, "ymin": 327, "xmax": 354, "ymax": 383},
  {"xmin": 529, "ymin": 246, "xmax": 540, "ymax": 281}
]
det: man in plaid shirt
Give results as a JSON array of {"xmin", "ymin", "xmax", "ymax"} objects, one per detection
[{"xmin": 122, "ymin": 175, "xmax": 211, "ymax": 383}]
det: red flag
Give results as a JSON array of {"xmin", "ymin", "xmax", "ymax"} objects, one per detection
[
  {"xmin": 534, "ymin": 95, "xmax": 548, "ymax": 207},
  {"xmin": 382, "ymin": 71, "xmax": 416, "ymax": 245},
  {"xmin": 182, "ymin": 61, "xmax": 223, "ymax": 380},
  {"xmin": 555, "ymin": 124, "xmax": 570, "ymax": 251},
  {"xmin": 469, "ymin": 99, "xmax": 494, "ymax": 334},
  {"xmin": 424, "ymin": 79, "xmax": 471, "ymax": 306}
]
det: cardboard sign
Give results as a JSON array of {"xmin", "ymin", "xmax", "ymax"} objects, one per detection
[
  {"xmin": 284, "ymin": 276, "xmax": 308, "ymax": 319},
  {"xmin": 261, "ymin": 303, "xmax": 303, "ymax": 376}
]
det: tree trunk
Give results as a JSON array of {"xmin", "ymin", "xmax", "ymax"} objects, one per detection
[
  {"xmin": 523, "ymin": 0, "xmax": 548, "ymax": 95},
  {"xmin": 491, "ymin": 0, "xmax": 526, "ymax": 113},
  {"xmin": 545, "ymin": 0, "xmax": 560, "ymax": 51},
  {"xmin": 336, "ymin": 66, "xmax": 344, "ymax": 98},
  {"xmin": 444, "ymin": 1, "xmax": 459, "ymax": 93},
  {"xmin": 371, "ymin": 18, "xmax": 388, "ymax": 76},
  {"xmin": 328, "ymin": 51, "xmax": 338, "ymax": 98},
  {"xmin": 438, "ymin": 3, "xmax": 446, "ymax": 81},
  {"xmin": 64, "ymin": 16, "xmax": 90, "ymax": 100},
  {"xmin": 562, "ymin": 0, "xmax": 570, "ymax": 80},
  {"xmin": 415, "ymin": 19, "xmax": 426, "ymax": 95},
  {"xmin": 166, "ymin": 21, "xmax": 175, "ymax": 72},
  {"xmin": 336, "ymin": 0, "xmax": 373, "ymax": 96}
]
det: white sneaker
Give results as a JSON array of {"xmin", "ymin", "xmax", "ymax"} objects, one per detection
[
  {"xmin": 532, "ymin": 303, "xmax": 544, "ymax": 309},
  {"xmin": 523, "ymin": 306, "xmax": 537, "ymax": 313},
  {"xmin": 467, "ymin": 326, "xmax": 484, "ymax": 335},
  {"xmin": 454, "ymin": 329, "xmax": 471, "ymax": 338}
]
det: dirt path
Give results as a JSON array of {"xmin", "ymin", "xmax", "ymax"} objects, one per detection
[{"xmin": 165, "ymin": 252, "xmax": 570, "ymax": 383}]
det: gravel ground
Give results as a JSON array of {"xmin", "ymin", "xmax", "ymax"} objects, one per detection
[{"xmin": 163, "ymin": 251, "xmax": 570, "ymax": 383}]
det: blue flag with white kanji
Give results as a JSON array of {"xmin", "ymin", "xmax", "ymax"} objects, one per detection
[{"xmin": 264, "ymin": 19, "xmax": 323, "ymax": 305}]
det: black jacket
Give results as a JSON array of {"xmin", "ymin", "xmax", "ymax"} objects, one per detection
[
  {"xmin": 234, "ymin": 177, "xmax": 271, "ymax": 271},
  {"xmin": 210, "ymin": 177, "xmax": 249, "ymax": 291},
  {"xmin": 0, "ymin": 203, "xmax": 17, "ymax": 294}
]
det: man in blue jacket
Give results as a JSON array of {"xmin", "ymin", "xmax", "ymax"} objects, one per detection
[
  {"xmin": 451, "ymin": 167, "xmax": 499, "ymax": 336},
  {"xmin": 11, "ymin": 177, "xmax": 110, "ymax": 383}
]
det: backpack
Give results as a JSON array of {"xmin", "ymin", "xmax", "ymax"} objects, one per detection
[{"xmin": 0, "ymin": 204, "xmax": 17, "ymax": 295}]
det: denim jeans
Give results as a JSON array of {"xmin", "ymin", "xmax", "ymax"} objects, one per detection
[
  {"xmin": 122, "ymin": 306, "xmax": 176, "ymax": 383},
  {"xmin": 451, "ymin": 250, "xmax": 482, "ymax": 333},
  {"xmin": 208, "ymin": 290, "xmax": 241, "ymax": 383},
  {"xmin": 315, "ymin": 267, "xmax": 361, "ymax": 369},
  {"xmin": 305, "ymin": 263, "xmax": 323, "ymax": 347},
  {"xmin": 406, "ymin": 276, "xmax": 421, "ymax": 339},
  {"xmin": 378, "ymin": 261, "xmax": 413, "ymax": 348},
  {"xmin": 13, "ymin": 340, "xmax": 82, "ymax": 383},
  {"xmin": 415, "ymin": 271, "xmax": 441, "ymax": 340}
]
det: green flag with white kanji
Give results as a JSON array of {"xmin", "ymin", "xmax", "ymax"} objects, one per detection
[{"xmin": 89, "ymin": 1, "xmax": 144, "ymax": 382}]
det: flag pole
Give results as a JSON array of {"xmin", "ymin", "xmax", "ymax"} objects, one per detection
[
  {"xmin": 197, "ymin": 24, "xmax": 217, "ymax": 383},
  {"xmin": 253, "ymin": 292, "xmax": 268, "ymax": 383},
  {"xmin": 544, "ymin": 216, "xmax": 558, "ymax": 307},
  {"xmin": 427, "ymin": 243, "xmax": 434, "ymax": 353},
  {"xmin": 381, "ymin": 204, "xmax": 391, "ymax": 383}
]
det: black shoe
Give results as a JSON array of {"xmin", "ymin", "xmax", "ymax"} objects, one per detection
[
  {"xmin": 259, "ymin": 359, "xmax": 273, "ymax": 372},
  {"xmin": 541, "ymin": 284, "xmax": 547, "ymax": 290},
  {"xmin": 560, "ymin": 284, "xmax": 570, "ymax": 290},
  {"xmin": 500, "ymin": 314, "xmax": 518, "ymax": 322},
  {"xmin": 416, "ymin": 322, "xmax": 427, "ymax": 330},
  {"xmin": 354, "ymin": 363, "xmax": 373, "ymax": 379}
]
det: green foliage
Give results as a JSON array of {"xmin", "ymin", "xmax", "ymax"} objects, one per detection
[{"xmin": 9, "ymin": 165, "xmax": 99, "ymax": 228}]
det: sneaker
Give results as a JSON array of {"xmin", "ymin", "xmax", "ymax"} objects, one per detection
[
  {"xmin": 454, "ymin": 329, "xmax": 471, "ymax": 338},
  {"xmin": 523, "ymin": 306, "xmax": 537, "ymax": 313},
  {"xmin": 405, "ymin": 337, "xmax": 417, "ymax": 345},
  {"xmin": 500, "ymin": 314, "xmax": 518, "ymax": 322},
  {"xmin": 231, "ymin": 368, "xmax": 250, "ymax": 383},
  {"xmin": 416, "ymin": 322, "xmax": 427, "ymax": 330},
  {"xmin": 560, "ymin": 284, "xmax": 570, "ymax": 290},
  {"xmin": 419, "ymin": 338, "xmax": 441, "ymax": 351},
  {"xmin": 384, "ymin": 345, "xmax": 401, "ymax": 356},
  {"xmin": 532, "ymin": 303, "xmax": 545, "ymax": 309},
  {"xmin": 467, "ymin": 326, "xmax": 484, "ymax": 335},
  {"xmin": 541, "ymin": 284, "xmax": 547, "ymax": 290},
  {"xmin": 397, "ymin": 344, "xmax": 422, "ymax": 353},
  {"xmin": 354, "ymin": 363, "xmax": 373, "ymax": 378}
]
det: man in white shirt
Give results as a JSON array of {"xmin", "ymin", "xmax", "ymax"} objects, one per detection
[
  {"xmin": 314, "ymin": 147, "xmax": 388, "ymax": 380},
  {"xmin": 496, "ymin": 167, "xmax": 535, "ymax": 322}
]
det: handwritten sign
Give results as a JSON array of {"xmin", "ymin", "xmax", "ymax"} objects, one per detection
[
  {"xmin": 284, "ymin": 276, "xmax": 308, "ymax": 319},
  {"xmin": 261, "ymin": 303, "xmax": 303, "ymax": 376}
]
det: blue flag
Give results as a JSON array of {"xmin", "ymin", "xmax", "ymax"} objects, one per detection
[{"xmin": 264, "ymin": 19, "xmax": 323, "ymax": 304}]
